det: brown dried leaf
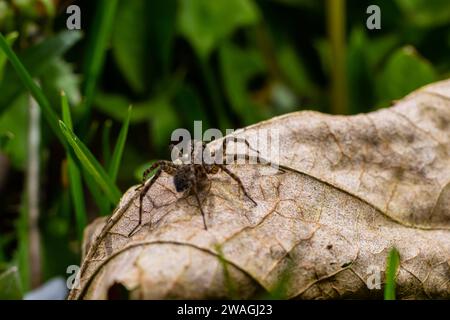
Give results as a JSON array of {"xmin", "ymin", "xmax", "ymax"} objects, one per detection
[{"xmin": 69, "ymin": 80, "xmax": 450, "ymax": 300}]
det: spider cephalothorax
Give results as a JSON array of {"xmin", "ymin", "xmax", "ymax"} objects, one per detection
[{"xmin": 129, "ymin": 137, "xmax": 279, "ymax": 236}]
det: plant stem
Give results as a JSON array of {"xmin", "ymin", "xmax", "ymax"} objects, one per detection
[{"xmin": 326, "ymin": 0, "xmax": 348, "ymax": 114}]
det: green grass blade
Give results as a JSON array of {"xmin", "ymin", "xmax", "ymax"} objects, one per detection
[
  {"xmin": 384, "ymin": 247, "xmax": 400, "ymax": 300},
  {"xmin": 0, "ymin": 32, "xmax": 66, "ymax": 146},
  {"xmin": 82, "ymin": 170, "xmax": 110, "ymax": 216},
  {"xmin": 59, "ymin": 120, "xmax": 121, "ymax": 205},
  {"xmin": 82, "ymin": 0, "xmax": 119, "ymax": 112},
  {"xmin": 0, "ymin": 32, "xmax": 18, "ymax": 82},
  {"xmin": 108, "ymin": 106, "xmax": 131, "ymax": 182},
  {"xmin": 61, "ymin": 92, "xmax": 87, "ymax": 240}
]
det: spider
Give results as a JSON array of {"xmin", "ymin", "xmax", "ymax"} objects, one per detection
[{"xmin": 128, "ymin": 137, "xmax": 278, "ymax": 236}]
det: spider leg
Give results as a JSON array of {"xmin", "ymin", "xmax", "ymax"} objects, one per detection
[
  {"xmin": 192, "ymin": 183, "xmax": 208, "ymax": 230},
  {"xmin": 129, "ymin": 160, "xmax": 176, "ymax": 237},
  {"xmin": 216, "ymin": 164, "xmax": 257, "ymax": 206}
]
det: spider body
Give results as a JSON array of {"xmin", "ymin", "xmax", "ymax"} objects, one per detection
[
  {"xmin": 173, "ymin": 164, "xmax": 208, "ymax": 192},
  {"xmin": 128, "ymin": 137, "xmax": 278, "ymax": 236},
  {"xmin": 173, "ymin": 165, "xmax": 194, "ymax": 192}
]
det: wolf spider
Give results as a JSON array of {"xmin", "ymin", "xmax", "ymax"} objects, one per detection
[{"xmin": 129, "ymin": 137, "xmax": 277, "ymax": 236}]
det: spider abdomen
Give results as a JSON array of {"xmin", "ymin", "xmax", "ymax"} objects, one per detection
[{"xmin": 173, "ymin": 166, "xmax": 194, "ymax": 192}]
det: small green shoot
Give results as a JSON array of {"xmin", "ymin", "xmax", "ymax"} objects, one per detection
[{"xmin": 384, "ymin": 247, "xmax": 400, "ymax": 300}]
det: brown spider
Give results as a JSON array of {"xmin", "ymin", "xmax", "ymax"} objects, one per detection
[{"xmin": 129, "ymin": 137, "xmax": 278, "ymax": 236}]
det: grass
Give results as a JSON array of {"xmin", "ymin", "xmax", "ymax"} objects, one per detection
[
  {"xmin": 61, "ymin": 92, "xmax": 87, "ymax": 240},
  {"xmin": 0, "ymin": 26, "xmax": 132, "ymax": 214},
  {"xmin": 59, "ymin": 120, "xmax": 121, "ymax": 205},
  {"xmin": 108, "ymin": 105, "xmax": 132, "ymax": 183},
  {"xmin": 384, "ymin": 247, "xmax": 400, "ymax": 300}
]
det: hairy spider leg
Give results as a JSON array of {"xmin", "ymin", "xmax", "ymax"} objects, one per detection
[
  {"xmin": 129, "ymin": 160, "xmax": 177, "ymax": 237},
  {"xmin": 193, "ymin": 187, "xmax": 207, "ymax": 229}
]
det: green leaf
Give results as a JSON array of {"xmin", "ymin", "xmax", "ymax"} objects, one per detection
[
  {"xmin": 59, "ymin": 120, "xmax": 121, "ymax": 205},
  {"xmin": 0, "ymin": 266, "xmax": 23, "ymax": 299},
  {"xmin": 396, "ymin": 0, "xmax": 450, "ymax": 27},
  {"xmin": 61, "ymin": 92, "xmax": 87, "ymax": 240},
  {"xmin": 82, "ymin": 0, "xmax": 119, "ymax": 112},
  {"xmin": 94, "ymin": 77, "xmax": 182, "ymax": 124},
  {"xmin": 219, "ymin": 42, "xmax": 266, "ymax": 124},
  {"xmin": 376, "ymin": 46, "xmax": 437, "ymax": 107},
  {"xmin": 149, "ymin": 99, "xmax": 180, "ymax": 151},
  {"xmin": 0, "ymin": 30, "xmax": 82, "ymax": 116},
  {"xmin": 93, "ymin": 92, "xmax": 151, "ymax": 123},
  {"xmin": 41, "ymin": 58, "xmax": 81, "ymax": 107},
  {"xmin": 108, "ymin": 106, "xmax": 131, "ymax": 183},
  {"xmin": 178, "ymin": 0, "xmax": 260, "ymax": 58},
  {"xmin": 384, "ymin": 247, "xmax": 400, "ymax": 300}
]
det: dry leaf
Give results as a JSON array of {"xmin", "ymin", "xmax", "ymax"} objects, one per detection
[{"xmin": 69, "ymin": 79, "xmax": 450, "ymax": 300}]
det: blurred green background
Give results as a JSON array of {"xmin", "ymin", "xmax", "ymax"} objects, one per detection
[{"xmin": 0, "ymin": 0, "xmax": 449, "ymax": 298}]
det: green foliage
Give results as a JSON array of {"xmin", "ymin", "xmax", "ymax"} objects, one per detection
[
  {"xmin": 108, "ymin": 106, "xmax": 131, "ymax": 183},
  {"xmin": 178, "ymin": 0, "xmax": 260, "ymax": 59},
  {"xmin": 0, "ymin": 31, "xmax": 82, "ymax": 115},
  {"xmin": 0, "ymin": 32, "xmax": 70, "ymax": 145},
  {"xmin": 220, "ymin": 42, "xmax": 267, "ymax": 124},
  {"xmin": 0, "ymin": 31, "xmax": 17, "ymax": 82},
  {"xmin": 0, "ymin": 94, "xmax": 28, "ymax": 169},
  {"xmin": 396, "ymin": 0, "xmax": 450, "ymax": 27},
  {"xmin": 59, "ymin": 120, "xmax": 121, "ymax": 205},
  {"xmin": 61, "ymin": 92, "xmax": 87, "ymax": 241},
  {"xmin": 376, "ymin": 46, "xmax": 437, "ymax": 106}
]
